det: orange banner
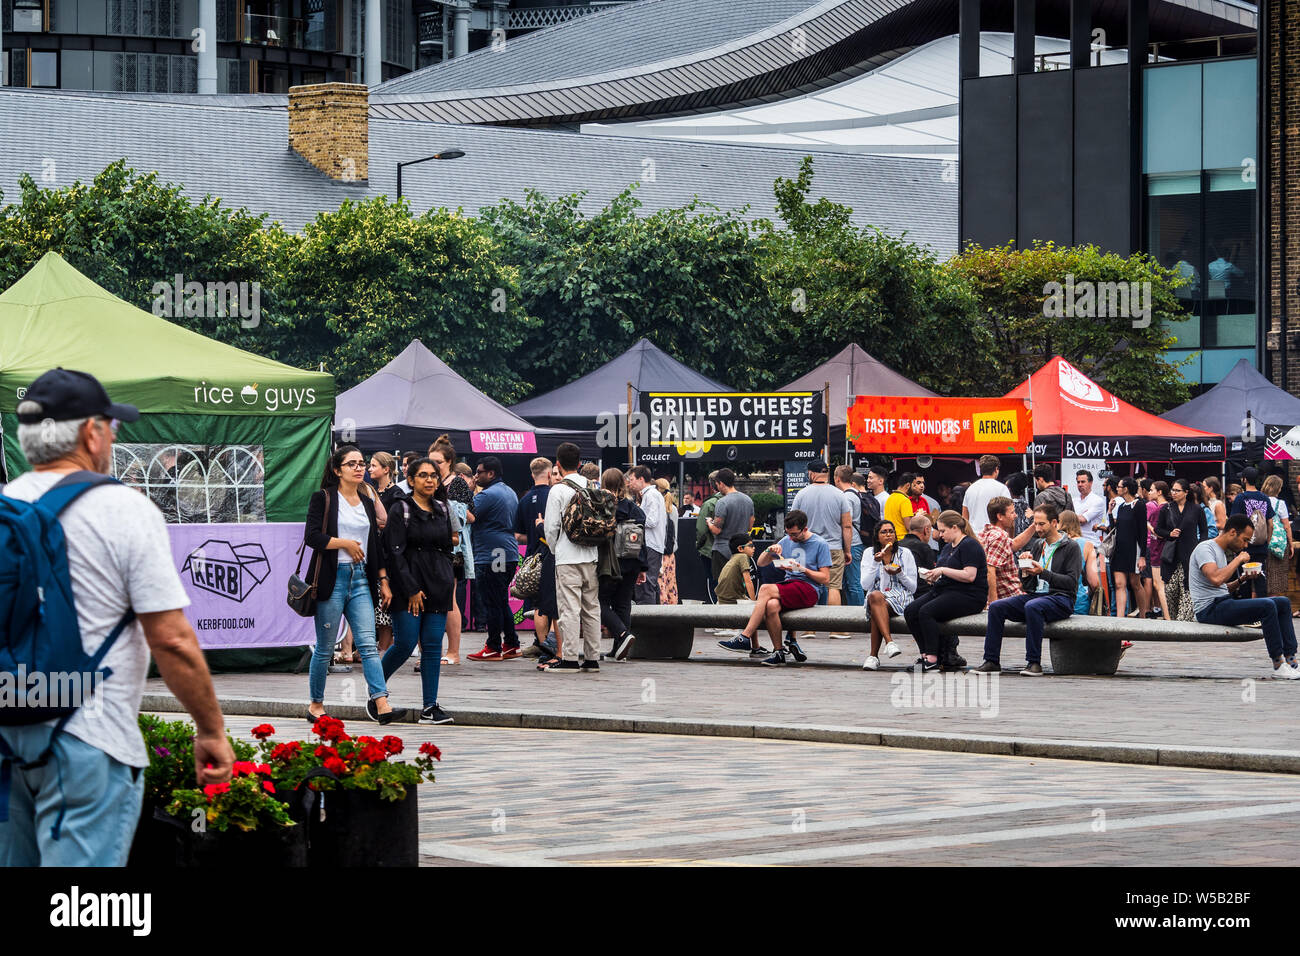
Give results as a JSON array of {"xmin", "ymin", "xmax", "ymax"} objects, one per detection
[{"xmin": 847, "ymin": 396, "xmax": 1032, "ymax": 455}]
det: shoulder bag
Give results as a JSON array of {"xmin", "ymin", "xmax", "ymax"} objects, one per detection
[{"xmin": 288, "ymin": 494, "xmax": 328, "ymax": 617}]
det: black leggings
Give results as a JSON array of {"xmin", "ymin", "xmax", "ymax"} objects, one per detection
[
  {"xmin": 902, "ymin": 588, "xmax": 986, "ymax": 656},
  {"xmin": 599, "ymin": 572, "xmax": 637, "ymax": 639}
]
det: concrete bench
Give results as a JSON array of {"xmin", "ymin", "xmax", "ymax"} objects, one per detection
[{"xmin": 627, "ymin": 604, "xmax": 1262, "ymax": 675}]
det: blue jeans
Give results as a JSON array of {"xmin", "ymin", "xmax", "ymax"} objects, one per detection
[
  {"xmin": 984, "ymin": 591, "xmax": 1074, "ymax": 665},
  {"xmin": 383, "ymin": 610, "xmax": 448, "ymax": 708},
  {"xmin": 1197, "ymin": 595, "xmax": 1298, "ymax": 660},
  {"xmin": 0, "ymin": 727, "xmax": 144, "ymax": 866},
  {"xmin": 310, "ymin": 562, "xmax": 388, "ymax": 703},
  {"xmin": 845, "ymin": 543, "xmax": 865, "ymax": 607}
]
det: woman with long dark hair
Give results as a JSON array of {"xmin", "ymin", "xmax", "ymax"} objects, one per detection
[
  {"xmin": 304, "ymin": 445, "xmax": 398, "ymax": 724},
  {"xmin": 1156, "ymin": 478, "xmax": 1206, "ymax": 621},
  {"xmin": 381, "ymin": 457, "xmax": 458, "ymax": 724},
  {"xmin": 596, "ymin": 468, "xmax": 647, "ymax": 663},
  {"xmin": 1111, "ymin": 477, "xmax": 1148, "ymax": 619},
  {"xmin": 430, "ymin": 435, "xmax": 474, "ymax": 665},
  {"xmin": 1147, "ymin": 480, "xmax": 1172, "ymax": 620},
  {"xmin": 859, "ymin": 520, "xmax": 917, "ymax": 670}
]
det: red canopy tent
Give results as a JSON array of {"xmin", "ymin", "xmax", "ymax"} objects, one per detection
[{"xmin": 1005, "ymin": 357, "xmax": 1226, "ymax": 463}]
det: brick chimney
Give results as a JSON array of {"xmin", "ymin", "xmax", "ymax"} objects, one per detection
[{"xmin": 288, "ymin": 83, "xmax": 369, "ymax": 182}]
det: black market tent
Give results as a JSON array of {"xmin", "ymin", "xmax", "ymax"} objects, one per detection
[
  {"xmin": 1162, "ymin": 358, "xmax": 1300, "ymax": 464},
  {"xmin": 780, "ymin": 343, "xmax": 938, "ymax": 451},
  {"xmin": 333, "ymin": 339, "xmax": 598, "ymax": 458},
  {"xmin": 509, "ymin": 337, "xmax": 729, "ymax": 434}
]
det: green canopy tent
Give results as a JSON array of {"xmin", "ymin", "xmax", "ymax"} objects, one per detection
[{"xmin": 0, "ymin": 252, "xmax": 335, "ymax": 670}]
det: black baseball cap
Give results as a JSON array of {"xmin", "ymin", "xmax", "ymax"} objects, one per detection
[
  {"xmin": 16, "ymin": 368, "xmax": 140, "ymax": 424},
  {"xmin": 807, "ymin": 459, "xmax": 829, "ymax": 473}
]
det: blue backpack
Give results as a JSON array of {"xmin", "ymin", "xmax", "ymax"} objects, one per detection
[{"xmin": 0, "ymin": 471, "xmax": 135, "ymax": 838}]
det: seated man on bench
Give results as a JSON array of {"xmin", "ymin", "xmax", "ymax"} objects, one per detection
[
  {"xmin": 975, "ymin": 502, "xmax": 1081, "ymax": 676},
  {"xmin": 1191, "ymin": 513, "xmax": 1300, "ymax": 679},
  {"xmin": 717, "ymin": 509, "xmax": 830, "ymax": 665}
]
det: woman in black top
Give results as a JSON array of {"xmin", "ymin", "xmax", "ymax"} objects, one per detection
[
  {"xmin": 381, "ymin": 457, "xmax": 460, "ymax": 724},
  {"xmin": 305, "ymin": 445, "xmax": 397, "ymax": 724},
  {"xmin": 430, "ymin": 435, "xmax": 473, "ymax": 665},
  {"xmin": 1156, "ymin": 478, "xmax": 1206, "ymax": 621},
  {"xmin": 1110, "ymin": 477, "xmax": 1149, "ymax": 617},
  {"xmin": 597, "ymin": 468, "xmax": 648, "ymax": 662},
  {"xmin": 901, "ymin": 510, "xmax": 987, "ymax": 672}
]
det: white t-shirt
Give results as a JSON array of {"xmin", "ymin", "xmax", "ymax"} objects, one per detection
[
  {"xmin": 4, "ymin": 470, "xmax": 191, "ymax": 769},
  {"xmin": 963, "ymin": 477, "xmax": 1012, "ymax": 535},
  {"xmin": 1072, "ymin": 491, "xmax": 1107, "ymax": 546},
  {"xmin": 335, "ymin": 492, "xmax": 370, "ymax": 563},
  {"xmin": 875, "ymin": 491, "xmax": 889, "ymax": 515},
  {"xmin": 640, "ymin": 485, "xmax": 667, "ymax": 554}
]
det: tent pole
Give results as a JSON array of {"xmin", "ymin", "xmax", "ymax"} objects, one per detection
[
  {"xmin": 628, "ymin": 381, "xmax": 635, "ymax": 468},
  {"xmin": 825, "ymin": 382, "xmax": 831, "ymax": 465},
  {"xmin": 845, "ymin": 369, "xmax": 851, "ymax": 464}
]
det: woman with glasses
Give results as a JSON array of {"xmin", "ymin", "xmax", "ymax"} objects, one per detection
[
  {"xmin": 429, "ymin": 435, "xmax": 474, "ymax": 665},
  {"xmin": 304, "ymin": 445, "xmax": 398, "ymax": 724},
  {"xmin": 1155, "ymin": 478, "xmax": 1205, "ymax": 621},
  {"xmin": 381, "ymin": 457, "xmax": 458, "ymax": 724}
]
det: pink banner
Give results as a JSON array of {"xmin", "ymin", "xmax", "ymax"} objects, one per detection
[
  {"xmin": 470, "ymin": 430, "xmax": 537, "ymax": 454},
  {"xmin": 168, "ymin": 522, "xmax": 315, "ymax": 649}
]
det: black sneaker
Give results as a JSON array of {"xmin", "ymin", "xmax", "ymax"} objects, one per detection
[
  {"xmin": 579, "ymin": 660, "xmax": 600, "ymax": 672},
  {"xmin": 543, "ymin": 659, "xmax": 581, "ymax": 673},
  {"xmin": 365, "ymin": 699, "xmax": 379, "ymax": 722},
  {"xmin": 718, "ymin": 635, "xmax": 753, "ymax": 652},
  {"xmin": 748, "ymin": 646, "xmax": 772, "ymax": 658},
  {"xmin": 419, "ymin": 704, "xmax": 454, "ymax": 725},
  {"xmin": 972, "ymin": 660, "xmax": 1001, "ymax": 673},
  {"xmin": 784, "ymin": 637, "xmax": 808, "ymax": 663},
  {"xmin": 941, "ymin": 654, "xmax": 967, "ymax": 671},
  {"xmin": 906, "ymin": 657, "xmax": 941, "ymax": 673},
  {"xmin": 1019, "ymin": 662, "xmax": 1044, "ymax": 676},
  {"xmin": 760, "ymin": 649, "xmax": 787, "ymax": 667},
  {"xmin": 611, "ymin": 632, "xmax": 635, "ymax": 661}
]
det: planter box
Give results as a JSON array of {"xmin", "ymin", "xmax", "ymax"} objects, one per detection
[
  {"xmin": 176, "ymin": 820, "xmax": 307, "ymax": 868},
  {"xmin": 307, "ymin": 787, "xmax": 419, "ymax": 867}
]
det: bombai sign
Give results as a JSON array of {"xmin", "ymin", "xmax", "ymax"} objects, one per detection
[
  {"xmin": 1029, "ymin": 435, "xmax": 1227, "ymax": 461},
  {"xmin": 623, "ymin": 391, "xmax": 826, "ymax": 461}
]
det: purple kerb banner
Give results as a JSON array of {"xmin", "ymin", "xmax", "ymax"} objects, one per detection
[
  {"xmin": 169, "ymin": 523, "xmax": 314, "ymax": 649},
  {"xmin": 470, "ymin": 430, "xmax": 537, "ymax": 454}
]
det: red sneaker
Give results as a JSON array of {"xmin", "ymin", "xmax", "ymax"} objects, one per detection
[
  {"xmin": 500, "ymin": 646, "xmax": 522, "ymax": 660},
  {"xmin": 468, "ymin": 646, "xmax": 503, "ymax": 661}
]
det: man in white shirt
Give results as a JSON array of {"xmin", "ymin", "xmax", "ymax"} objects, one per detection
[
  {"xmin": 961, "ymin": 454, "xmax": 1012, "ymax": 536},
  {"xmin": 0, "ymin": 369, "xmax": 233, "ymax": 866},
  {"xmin": 628, "ymin": 465, "xmax": 665, "ymax": 604},
  {"xmin": 540, "ymin": 442, "xmax": 601, "ymax": 672},
  {"xmin": 1072, "ymin": 469, "xmax": 1107, "ymax": 547},
  {"xmin": 867, "ymin": 466, "xmax": 890, "ymax": 516}
]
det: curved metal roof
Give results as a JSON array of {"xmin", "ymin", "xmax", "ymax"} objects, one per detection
[{"xmin": 371, "ymin": 0, "xmax": 1256, "ymax": 127}]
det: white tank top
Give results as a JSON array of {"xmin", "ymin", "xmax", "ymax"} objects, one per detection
[{"xmin": 336, "ymin": 492, "xmax": 370, "ymax": 564}]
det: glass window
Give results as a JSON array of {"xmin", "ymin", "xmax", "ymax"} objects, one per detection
[
  {"xmin": 13, "ymin": 1, "xmax": 43, "ymax": 32},
  {"xmin": 1144, "ymin": 65, "xmax": 1202, "ymax": 174},
  {"xmin": 79, "ymin": 0, "xmax": 107, "ymax": 33},
  {"xmin": 1166, "ymin": 349, "xmax": 1202, "ymax": 385},
  {"xmin": 1202, "ymin": 348, "xmax": 1256, "ymax": 382},
  {"xmin": 1203, "ymin": 59, "xmax": 1256, "ymax": 171},
  {"xmin": 61, "ymin": 49, "xmax": 94, "ymax": 89},
  {"xmin": 1165, "ymin": 312, "xmax": 1201, "ymax": 348},
  {"xmin": 30, "ymin": 51, "xmax": 57, "ymax": 87},
  {"xmin": 1206, "ymin": 313, "xmax": 1256, "ymax": 348},
  {"xmin": 1147, "ymin": 174, "xmax": 1202, "ymax": 299},
  {"xmin": 1205, "ymin": 169, "xmax": 1255, "ymax": 305}
]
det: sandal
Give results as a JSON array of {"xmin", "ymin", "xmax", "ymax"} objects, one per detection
[
  {"xmin": 306, "ymin": 708, "xmax": 331, "ymax": 724},
  {"xmin": 441, "ymin": 655, "xmax": 460, "ymax": 665}
]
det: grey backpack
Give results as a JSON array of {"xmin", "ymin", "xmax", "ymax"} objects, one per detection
[{"xmin": 614, "ymin": 519, "xmax": 644, "ymax": 560}]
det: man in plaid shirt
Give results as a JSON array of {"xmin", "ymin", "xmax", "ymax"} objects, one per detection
[{"xmin": 978, "ymin": 496, "xmax": 1035, "ymax": 607}]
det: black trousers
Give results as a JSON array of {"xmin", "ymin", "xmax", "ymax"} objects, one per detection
[
  {"xmin": 599, "ymin": 573, "xmax": 638, "ymax": 639},
  {"xmin": 474, "ymin": 561, "xmax": 518, "ymax": 650},
  {"xmin": 902, "ymin": 588, "xmax": 986, "ymax": 657},
  {"xmin": 1242, "ymin": 547, "xmax": 1269, "ymax": 599}
]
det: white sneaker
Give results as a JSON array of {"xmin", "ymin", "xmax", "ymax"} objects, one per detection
[
  {"xmin": 884, "ymin": 641, "xmax": 901, "ymax": 658},
  {"xmin": 862, "ymin": 655, "xmax": 880, "ymax": 671},
  {"xmin": 1272, "ymin": 660, "xmax": 1300, "ymax": 680},
  {"xmin": 796, "ymin": 631, "xmax": 817, "ymax": 640},
  {"xmin": 828, "ymin": 632, "xmax": 853, "ymax": 640}
]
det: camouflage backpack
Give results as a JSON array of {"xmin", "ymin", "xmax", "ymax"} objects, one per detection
[{"xmin": 561, "ymin": 478, "xmax": 618, "ymax": 546}]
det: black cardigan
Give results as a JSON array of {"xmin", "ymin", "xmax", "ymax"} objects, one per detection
[
  {"xmin": 1155, "ymin": 501, "xmax": 1208, "ymax": 573},
  {"xmin": 304, "ymin": 488, "xmax": 383, "ymax": 603}
]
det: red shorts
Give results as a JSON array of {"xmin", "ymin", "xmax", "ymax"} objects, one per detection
[{"xmin": 775, "ymin": 580, "xmax": 818, "ymax": 611}]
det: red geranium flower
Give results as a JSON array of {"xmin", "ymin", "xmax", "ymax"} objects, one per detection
[
  {"xmin": 203, "ymin": 782, "xmax": 231, "ymax": 801},
  {"xmin": 314, "ymin": 744, "xmax": 339, "ymax": 760},
  {"xmin": 312, "ymin": 715, "xmax": 350, "ymax": 743},
  {"xmin": 231, "ymin": 761, "xmax": 257, "ymax": 777},
  {"xmin": 323, "ymin": 756, "xmax": 347, "ymax": 775},
  {"xmin": 271, "ymin": 741, "xmax": 302, "ymax": 761},
  {"xmin": 262, "ymin": 780, "xmax": 276, "ymax": 794},
  {"xmin": 419, "ymin": 742, "xmax": 442, "ymax": 761},
  {"xmin": 250, "ymin": 724, "xmax": 275, "ymax": 740},
  {"xmin": 381, "ymin": 735, "xmax": 403, "ymax": 755},
  {"xmin": 359, "ymin": 742, "xmax": 388, "ymax": 763}
]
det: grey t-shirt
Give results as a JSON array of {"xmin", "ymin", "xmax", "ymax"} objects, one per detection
[
  {"xmin": 843, "ymin": 488, "xmax": 861, "ymax": 533},
  {"xmin": 5, "ymin": 470, "xmax": 191, "ymax": 768},
  {"xmin": 711, "ymin": 491, "xmax": 754, "ymax": 557},
  {"xmin": 792, "ymin": 482, "xmax": 850, "ymax": 549},
  {"xmin": 1188, "ymin": 539, "xmax": 1229, "ymax": 614}
]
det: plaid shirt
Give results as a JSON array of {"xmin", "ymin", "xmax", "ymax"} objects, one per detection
[{"xmin": 978, "ymin": 524, "xmax": 1022, "ymax": 600}]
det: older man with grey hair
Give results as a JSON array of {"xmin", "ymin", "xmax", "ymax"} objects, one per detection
[{"xmin": 0, "ymin": 368, "xmax": 232, "ymax": 866}]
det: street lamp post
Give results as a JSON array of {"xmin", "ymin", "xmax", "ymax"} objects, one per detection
[{"xmin": 396, "ymin": 150, "xmax": 466, "ymax": 200}]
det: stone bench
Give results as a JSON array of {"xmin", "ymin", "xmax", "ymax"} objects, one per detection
[{"xmin": 627, "ymin": 604, "xmax": 1262, "ymax": 675}]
